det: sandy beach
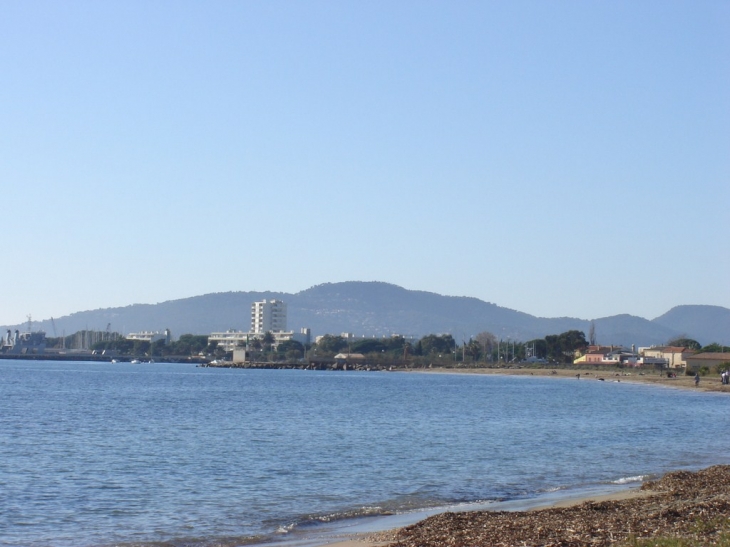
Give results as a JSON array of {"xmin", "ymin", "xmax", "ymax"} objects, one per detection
[{"xmin": 314, "ymin": 367, "xmax": 730, "ymax": 547}]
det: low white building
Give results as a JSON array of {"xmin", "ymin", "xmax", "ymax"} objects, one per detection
[
  {"xmin": 209, "ymin": 328, "xmax": 311, "ymax": 352},
  {"xmin": 126, "ymin": 329, "xmax": 172, "ymax": 344}
]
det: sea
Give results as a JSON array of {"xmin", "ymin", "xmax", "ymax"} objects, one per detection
[{"xmin": 1, "ymin": 360, "xmax": 729, "ymax": 547}]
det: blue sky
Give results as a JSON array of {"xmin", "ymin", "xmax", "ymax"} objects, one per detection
[{"xmin": 1, "ymin": 1, "xmax": 728, "ymax": 327}]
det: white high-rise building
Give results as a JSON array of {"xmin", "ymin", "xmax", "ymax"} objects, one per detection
[{"xmin": 251, "ymin": 299, "xmax": 287, "ymax": 334}]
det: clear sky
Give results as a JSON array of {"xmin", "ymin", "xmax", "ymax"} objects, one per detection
[{"xmin": 1, "ymin": 1, "xmax": 728, "ymax": 326}]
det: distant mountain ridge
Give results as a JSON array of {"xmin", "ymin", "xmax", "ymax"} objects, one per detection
[{"xmin": 3, "ymin": 281, "xmax": 728, "ymax": 347}]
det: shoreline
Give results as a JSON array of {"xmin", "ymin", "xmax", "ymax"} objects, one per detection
[
  {"xmin": 259, "ymin": 470, "xmax": 654, "ymax": 547},
  {"xmin": 305, "ymin": 368, "xmax": 729, "ymax": 547},
  {"xmin": 309, "ymin": 487, "xmax": 652, "ymax": 547},
  {"xmin": 317, "ymin": 466, "xmax": 730, "ymax": 547},
  {"xmin": 412, "ymin": 365, "xmax": 730, "ymax": 395}
]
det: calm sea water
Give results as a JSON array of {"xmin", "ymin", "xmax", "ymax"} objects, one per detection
[{"xmin": 1, "ymin": 360, "xmax": 728, "ymax": 547}]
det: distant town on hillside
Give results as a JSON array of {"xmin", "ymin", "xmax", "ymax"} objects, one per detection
[
  {"xmin": 2, "ymin": 295, "xmax": 728, "ymax": 375},
  {"xmin": 1, "ymin": 282, "xmax": 728, "ymax": 351}
]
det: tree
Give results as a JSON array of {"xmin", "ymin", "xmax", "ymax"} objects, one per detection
[
  {"xmin": 316, "ymin": 335, "xmax": 347, "ymax": 354},
  {"xmin": 262, "ymin": 331, "xmax": 275, "ymax": 351},
  {"xmin": 385, "ymin": 335, "xmax": 406, "ymax": 352},
  {"xmin": 474, "ymin": 331, "xmax": 497, "ymax": 361},
  {"xmin": 465, "ymin": 339, "xmax": 482, "ymax": 362},
  {"xmin": 414, "ymin": 340, "xmax": 423, "ymax": 356},
  {"xmin": 558, "ymin": 330, "xmax": 588, "ymax": 361},
  {"xmin": 277, "ymin": 340, "xmax": 304, "ymax": 358},
  {"xmin": 665, "ymin": 337, "xmax": 701, "ymax": 350},
  {"xmin": 402, "ymin": 341, "xmax": 413, "ymax": 359},
  {"xmin": 419, "ymin": 334, "xmax": 456, "ymax": 356},
  {"xmin": 151, "ymin": 339, "xmax": 167, "ymax": 357},
  {"xmin": 174, "ymin": 334, "xmax": 209, "ymax": 355},
  {"xmin": 352, "ymin": 339, "xmax": 387, "ymax": 354},
  {"xmin": 249, "ymin": 337, "xmax": 262, "ymax": 351},
  {"xmin": 701, "ymin": 343, "xmax": 728, "ymax": 353},
  {"xmin": 111, "ymin": 339, "xmax": 134, "ymax": 355},
  {"xmin": 544, "ymin": 330, "xmax": 587, "ymax": 363},
  {"xmin": 132, "ymin": 340, "xmax": 151, "ymax": 356},
  {"xmin": 545, "ymin": 335, "xmax": 561, "ymax": 362},
  {"xmin": 205, "ymin": 340, "xmax": 221, "ymax": 356}
]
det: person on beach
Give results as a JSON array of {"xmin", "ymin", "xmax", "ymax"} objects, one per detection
[{"xmin": 694, "ymin": 372, "xmax": 700, "ymax": 386}]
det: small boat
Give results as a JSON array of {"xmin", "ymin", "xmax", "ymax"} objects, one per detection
[{"xmin": 131, "ymin": 359, "xmax": 141, "ymax": 364}]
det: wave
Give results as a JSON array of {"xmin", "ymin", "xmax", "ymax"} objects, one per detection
[
  {"xmin": 541, "ymin": 485, "xmax": 567, "ymax": 493},
  {"xmin": 270, "ymin": 493, "xmax": 457, "ymax": 539},
  {"xmin": 612, "ymin": 475, "xmax": 650, "ymax": 485}
]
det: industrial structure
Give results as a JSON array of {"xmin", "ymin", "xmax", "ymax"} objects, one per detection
[{"xmin": 2, "ymin": 329, "xmax": 47, "ymax": 355}]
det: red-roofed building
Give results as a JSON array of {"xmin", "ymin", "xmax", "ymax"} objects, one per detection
[
  {"xmin": 640, "ymin": 346, "xmax": 696, "ymax": 369},
  {"xmin": 685, "ymin": 352, "xmax": 730, "ymax": 371}
]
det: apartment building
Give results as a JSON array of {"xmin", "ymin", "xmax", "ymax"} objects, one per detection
[
  {"xmin": 208, "ymin": 300, "xmax": 310, "ymax": 353},
  {"xmin": 251, "ymin": 299, "xmax": 287, "ymax": 334}
]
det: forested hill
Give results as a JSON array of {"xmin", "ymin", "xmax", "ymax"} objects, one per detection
[
  {"xmin": 4, "ymin": 282, "xmax": 728, "ymax": 346},
  {"xmin": 652, "ymin": 305, "xmax": 730, "ymax": 347}
]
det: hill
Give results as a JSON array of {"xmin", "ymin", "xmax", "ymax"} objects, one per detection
[
  {"xmin": 652, "ymin": 305, "xmax": 730, "ymax": 346},
  {"xmin": 3, "ymin": 282, "xmax": 727, "ymax": 347}
]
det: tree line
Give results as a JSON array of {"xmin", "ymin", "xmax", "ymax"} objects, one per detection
[
  {"xmin": 314, "ymin": 330, "xmax": 590, "ymax": 364},
  {"xmin": 47, "ymin": 330, "xmax": 727, "ymax": 363},
  {"xmin": 59, "ymin": 334, "xmax": 217, "ymax": 358},
  {"xmin": 313, "ymin": 332, "xmax": 727, "ymax": 365}
]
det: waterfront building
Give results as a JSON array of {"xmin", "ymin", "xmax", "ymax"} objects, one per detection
[{"xmin": 639, "ymin": 346, "xmax": 695, "ymax": 368}]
